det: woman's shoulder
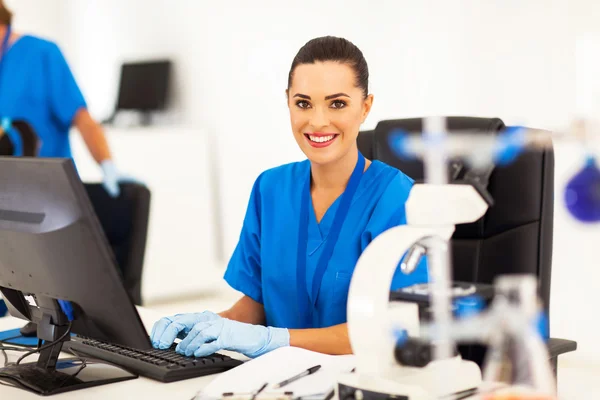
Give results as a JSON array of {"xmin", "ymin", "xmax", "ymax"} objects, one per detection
[
  {"xmin": 363, "ymin": 160, "xmax": 415, "ymax": 196},
  {"xmin": 10, "ymin": 35, "xmax": 63, "ymax": 59},
  {"xmin": 14, "ymin": 35, "xmax": 55, "ymax": 49},
  {"xmin": 254, "ymin": 160, "xmax": 309, "ymax": 192}
]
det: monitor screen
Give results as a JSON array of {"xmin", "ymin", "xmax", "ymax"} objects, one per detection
[
  {"xmin": 0, "ymin": 157, "xmax": 150, "ymax": 349},
  {"xmin": 115, "ymin": 60, "xmax": 171, "ymax": 112}
]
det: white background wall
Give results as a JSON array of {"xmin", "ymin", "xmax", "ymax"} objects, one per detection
[{"xmin": 6, "ymin": 0, "xmax": 600, "ymax": 367}]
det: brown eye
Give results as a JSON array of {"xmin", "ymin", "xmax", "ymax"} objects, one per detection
[
  {"xmin": 330, "ymin": 100, "xmax": 347, "ymax": 109},
  {"xmin": 296, "ymin": 100, "xmax": 311, "ymax": 109}
]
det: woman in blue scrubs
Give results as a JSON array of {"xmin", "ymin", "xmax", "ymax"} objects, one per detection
[
  {"xmin": 151, "ymin": 36, "xmax": 428, "ymax": 358},
  {"xmin": 0, "ymin": 2, "xmax": 123, "ymax": 197}
]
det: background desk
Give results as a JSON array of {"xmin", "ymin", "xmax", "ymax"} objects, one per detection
[{"xmin": 0, "ymin": 307, "xmax": 246, "ymax": 399}]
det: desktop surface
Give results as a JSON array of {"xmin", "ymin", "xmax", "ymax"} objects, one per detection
[
  {"xmin": 0, "ymin": 307, "xmax": 247, "ymax": 400},
  {"xmin": 1, "ymin": 304, "xmax": 594, "ymax": 399}
]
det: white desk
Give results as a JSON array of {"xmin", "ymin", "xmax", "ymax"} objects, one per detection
[
  {"xmin": 1, "ymin": 306, "xmax": 597, "ymax": 399},
  {"xmin": 0, "ymin": 307, "xmax": 245, "ymax": 399}
]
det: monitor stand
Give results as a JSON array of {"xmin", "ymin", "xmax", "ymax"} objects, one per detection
[
  {"xmin": 0, "ymin": 314, "xmax": 137, "ymax": 395},
  {"xmin": 139, "ymin": 111, "xmax": 153, "ymax": 126}
]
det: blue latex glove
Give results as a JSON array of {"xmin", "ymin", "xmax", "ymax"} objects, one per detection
[
  {"xmin": 176, "ymin": 316, "xmax": 290, "ymax": 358},
  {"xmin": 101, "ymin": 159, "xmax": 121, "ymax": 198},
  {"xmin": 100, "ymin": 160, "xmax": 142, "ymax": 198},
  {"xmin": 150, "ymin": 311, "xmax": 222, "ymax": 349}
]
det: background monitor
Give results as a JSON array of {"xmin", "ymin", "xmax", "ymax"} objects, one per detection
[{"xmin": 115, "ymin": 59, "xmax": 172, "ymax": 112}]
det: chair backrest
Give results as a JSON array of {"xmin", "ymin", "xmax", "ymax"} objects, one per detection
[
  {"xmin": 0, "ymin": 120, "xmax": 41, "ymax": 157},
  {"xmin": 84, "ymin": 182, "xmax": 151, "ymax": 305},
  {"xmin": 358, "ymin": 117, "xmax": 554, "ymax": 317}
]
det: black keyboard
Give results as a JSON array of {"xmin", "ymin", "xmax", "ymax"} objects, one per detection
[{"xmin": 64, "ymin": 336, "xmax": 244, "ymax": 383}]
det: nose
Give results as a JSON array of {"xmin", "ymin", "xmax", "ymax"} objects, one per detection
[{"xmin": 309, "ymin": 106, "xmax": 330, "ymax": 131}]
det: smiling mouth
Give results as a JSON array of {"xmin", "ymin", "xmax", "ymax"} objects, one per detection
[{"xmin": 304, "ymin": 134, "xmax": 339, "ymax": 143}]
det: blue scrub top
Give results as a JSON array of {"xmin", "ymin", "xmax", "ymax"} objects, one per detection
[
  {"xmin": 224, "ymin": 159, "xmax": 429, "ymax": 329},
  {"xmin": 0, "ymin": 35, "xmax": 86, "ymax": 158}
]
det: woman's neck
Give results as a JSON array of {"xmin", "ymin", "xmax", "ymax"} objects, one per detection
[
  {"xmin": 310, "ymin": 148, "xmax": 363, "ymax": 191},
  {"xmin": 0, "ymin": 25, "xmax": 19, "ymax": 46}
]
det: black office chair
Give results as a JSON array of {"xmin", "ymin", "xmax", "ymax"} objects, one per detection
[
  {"xmin": 84, "ymin": 182, "xmax": 151, "ymax": 306},
  {"xmin": 0, "ymin": 120, "xmax": 41, "ymax": 157},
  {"xmin": 358, "ymin": 116, "xmax": 577, "ymax": 381}
]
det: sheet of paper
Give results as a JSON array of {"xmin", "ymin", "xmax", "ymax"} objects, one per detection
[{"xmin": 196, "ymin": 347, "xmax": 355, "ymax": 399}]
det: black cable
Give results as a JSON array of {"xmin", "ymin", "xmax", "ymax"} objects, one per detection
[
  {"xmin": 0, "ymin": 344, "xmax": 31, "ymax": 367},
  {"xmin": 0, "ymin": 335, "xmax": 88, "ymax": 393},
  {"xmin": 59, "ymin": 348, "xmax": 88, "ymax": 386},
  {"xmin": 16, "ymin": 321, "xmax": 72, "ymax": 366},
  {"xmin": 57, "ymin": 359, "xmax": 87, "ymax": 389}
]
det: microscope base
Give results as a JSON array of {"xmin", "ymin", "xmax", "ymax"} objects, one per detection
[{"xmin": 337, "ymin": 357, "xmax": 481, "ymax": 400}]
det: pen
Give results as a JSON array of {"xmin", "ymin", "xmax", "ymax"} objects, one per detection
[
  {"xmin": 273, "ymin": 365, "xmax": 322, "ymax": 389},
  {"xmin": 250, "ymin": 382, "xmax": 269, "ymax": 400}
]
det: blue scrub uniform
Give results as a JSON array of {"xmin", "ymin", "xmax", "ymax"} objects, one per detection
[
  {"xmin": 224, "ymin": 159, "xmax": 428, "ymax": 329},
  {"xmin": 0, "ymin": 35, "xmax": 86, "ymax": 158}
]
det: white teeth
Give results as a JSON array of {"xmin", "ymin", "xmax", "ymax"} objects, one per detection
[{"xmin": 309, "ymin": 135, "xmax": 335, "ymax": 143}]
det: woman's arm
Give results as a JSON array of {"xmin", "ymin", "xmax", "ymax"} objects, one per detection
[
  {"xmin": 73, "ymin": 108, "xmax": 112, "ymax": 164},
  {"xmin": 218, "ymin": 296, "xmax": 352, "ymax": 355},
  {"xmin": 289, "ymin": 324, "xmax": 352, "ymax": 355},
  {"xmin": 219, "ymin": 295, "xmax": 266, "ymax": 325}
]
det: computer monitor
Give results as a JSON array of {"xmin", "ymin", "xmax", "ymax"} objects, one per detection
[
  {"xmin": 0, "ymin": 157, "xmax": 151, "ymax": 394},
  {"xmin": 114, "ymin": 60, "xmax": 171, "ymax": 120}
]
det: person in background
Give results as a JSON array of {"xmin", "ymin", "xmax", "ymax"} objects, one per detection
[
  {"xmin": 0, "ymin": 1, "xmax": 127, "ymax": 317},
  {"xmin": 151, "ymin": 36, "xmax": 428, "ymax": 358},
  {"xmin": 0, "ymin": 1, "xmax": 123, "ymax": 197}
]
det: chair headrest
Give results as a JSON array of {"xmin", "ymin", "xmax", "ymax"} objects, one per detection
[{"xmin": 372, "ymin": 117, "xmax": 505, "ymax": 182}]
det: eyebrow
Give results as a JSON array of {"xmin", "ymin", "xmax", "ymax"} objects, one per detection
[{"xmin": 293, "ymin": 92, "xmax": 351, "ymax": 100}]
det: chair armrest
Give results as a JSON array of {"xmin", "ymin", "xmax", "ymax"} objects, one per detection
[{"xmin": 547, "ymin": 337, "xmax": 577, "ymax": 359}]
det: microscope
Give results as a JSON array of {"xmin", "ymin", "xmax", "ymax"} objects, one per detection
[
  {"xmin": 337, "ymin": 183, "xmax": 488, "ymax": 400},
  {"xmin": 337, "ymin": 117, "xmax": 560, "ymax": 400}
]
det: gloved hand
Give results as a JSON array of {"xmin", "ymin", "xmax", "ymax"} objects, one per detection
[
  {"xmin": 175, "ymin": 316, "xmax": 290, "ymax": 358},
  {"xmin": 151, "ymin": 311, "xmax": 222, "ymax": 349},
  {"xmin": 101, "ymin": 159, "xmax": 121, "ymax": 198},
  {"xmin": 100, "ymin": 159, "xmax": 142, "ymax": 198}
]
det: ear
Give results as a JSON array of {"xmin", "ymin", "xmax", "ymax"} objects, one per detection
[
  {"xmin": 285, "ymin": 89, "xmax": 290, "ymax": 108},
  {"xmin": 361, "ymin": 94, "xmax": 374, "ymax": 123}
]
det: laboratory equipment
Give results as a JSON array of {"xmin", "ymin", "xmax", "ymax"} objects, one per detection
[
  {"xmin": 339, "ymin": 183, "xmax": 486, "ymax": 399},
  {"xmin": 388, "ymin": 122, "xmax": 600, "ymax": 224},
  {"xmin": 339, "ymin": 116, "xmax": 567, "ymax": 399}
]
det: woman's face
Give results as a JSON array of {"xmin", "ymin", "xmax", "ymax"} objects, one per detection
[{"xmin": 287, "ymin": 61, "xmax": 373, "ymax": 166}]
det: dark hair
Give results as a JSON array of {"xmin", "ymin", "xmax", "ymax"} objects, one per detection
[
  {"xmin": 0, "ymin": 0, "xmax": 12, "ymax": 25},
  {"xmin": 288, "ymin": 36, "xmax": 369, "ymax": 98}
]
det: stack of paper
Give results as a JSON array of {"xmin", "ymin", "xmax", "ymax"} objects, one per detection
[{"xmin": 194, "ymin": 347, "xmax": 355, "ymax": 399}]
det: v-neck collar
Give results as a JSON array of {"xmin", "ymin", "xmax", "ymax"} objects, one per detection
[{"xmin": 305, "ymin": 159, "xmax": 383, "ymax": 249}]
